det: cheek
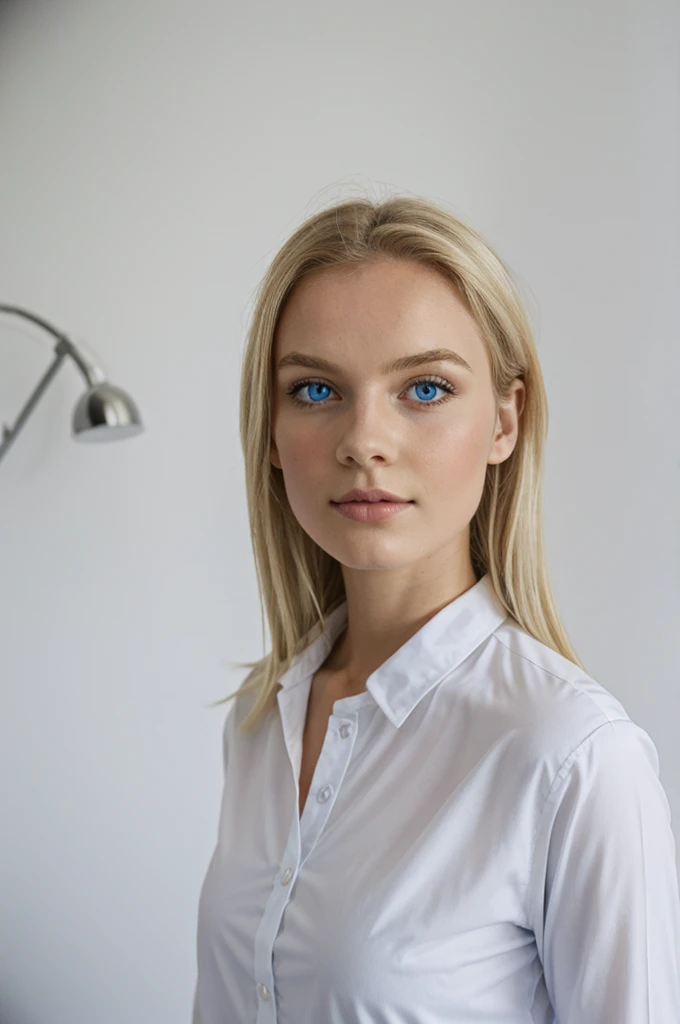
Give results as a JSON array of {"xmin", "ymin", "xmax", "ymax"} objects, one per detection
[
  {"xmin": 422, "ymin": 413, "xmax": 489, "ymax": 470},
  {"xmin": 275, "ymin": 426, "xmax": 331, "ymax": 530},
  {"xmin": 274, "ymin": 419, "xmax": 327, "ymax": 485},
  {"xmin": 415, "ymin": 415, "xmax": 492, "ymax": 512}
]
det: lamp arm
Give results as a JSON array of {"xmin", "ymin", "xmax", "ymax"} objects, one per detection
[{"xmin": 0, "ymin": 303, "xmax": 106, "ymax": 464}]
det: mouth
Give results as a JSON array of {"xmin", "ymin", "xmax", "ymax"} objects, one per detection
[
  {"xmin": 330, "ymin": 489, "xmax": 413, "ymax": 504},
  {"xmin": 329, "ymin": 497, "xmax": 414, "ymax": 521}
]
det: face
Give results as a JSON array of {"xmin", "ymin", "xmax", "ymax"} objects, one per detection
[{"xmin": 270, "ymin": 259, "xmax": 524, "ymax": 580}]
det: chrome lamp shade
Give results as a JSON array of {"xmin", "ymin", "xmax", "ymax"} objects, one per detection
[
  {"xmin": 0, "ymin": 303, "xmax": 144, "ymax": 465},
  {"xmin": 72, "ymin": 381, "xmax": 143, "ymax": 442}
]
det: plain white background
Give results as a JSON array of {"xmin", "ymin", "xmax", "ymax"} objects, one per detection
[{"xmin": 0, "ymin": 1, "xmax": 677, "ymax": 1021}]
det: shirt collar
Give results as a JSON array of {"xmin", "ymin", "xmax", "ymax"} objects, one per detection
[{"xmin": 276, "ymin": 572, "xmax": 509, "ymax": 727}]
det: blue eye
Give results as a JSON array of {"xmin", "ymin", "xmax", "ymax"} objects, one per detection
[{"xmin": 285, "ymin": 376, "xmax": 458, "ymax": 409}]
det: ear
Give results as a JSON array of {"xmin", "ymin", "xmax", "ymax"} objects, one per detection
[
  {"xmin": 270, "ymin": 439, "xmax": 281, "ymax": 470},
  {"xmin": 487, "ymin": 379, "xmax": 526, "ymax": 466}
]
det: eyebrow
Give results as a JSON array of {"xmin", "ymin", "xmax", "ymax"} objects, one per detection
[{"xmin": 276, "ymin": 346, "xmax": 473, "ymax": 375}]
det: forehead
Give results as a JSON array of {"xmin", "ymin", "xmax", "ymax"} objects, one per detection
[{"xmin": 273, "ymin": 260, "xmax": 486, "ymax": 371}]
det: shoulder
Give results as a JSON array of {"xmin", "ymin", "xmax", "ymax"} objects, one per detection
[{"xmin": 485, "ymin": 616, "xmax": 647, "ymax": 789}]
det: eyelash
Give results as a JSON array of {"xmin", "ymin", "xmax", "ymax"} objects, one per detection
[{"xmin": 285, "ymin": 375, "xmax": 459, "ymax": 410}]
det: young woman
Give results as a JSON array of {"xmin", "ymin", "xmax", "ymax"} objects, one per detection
[{"xmin": 192, "ymin": 195, "xmax": 680, "ymax": 1023}]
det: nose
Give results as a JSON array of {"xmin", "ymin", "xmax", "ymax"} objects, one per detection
[{"xmin": 333, "ymin": 398, "xmax": 400, "ymax": 465}]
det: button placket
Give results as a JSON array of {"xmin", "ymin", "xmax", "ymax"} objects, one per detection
[
  {"xmin": 297, "ymin": 715, "xmax": 357, "ymax": 868},
  {"xmin": 277, "ymin": 720, "xmax": 351, "ymax": 892},
  {"xmin": 255, "ymin": 711, "xmax": 360, "ymax": 1022}
]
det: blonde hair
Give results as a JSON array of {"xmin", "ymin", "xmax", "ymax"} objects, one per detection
[{"xmin": 210, "ymin": 192, "xmax": 587, "ymax": 733}]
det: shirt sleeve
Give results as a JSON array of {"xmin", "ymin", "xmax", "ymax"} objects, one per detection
[
  {"xmin": 527, "ymin": 718, "xmax": 680, "ymax": 1023},
  {"xmin": 191, "ymin": 979, "xmax": 201, "ymax": 1024},
  {"xmin": 191, "ymin": 700, "xmax": 238, "ymax": 1023},
  {"xmin": 221, "ymin": 698, "xmax": 236, "ymax": 782}
]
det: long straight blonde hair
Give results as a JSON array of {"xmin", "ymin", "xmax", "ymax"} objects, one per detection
[{"xmin": 210, "ymin": 193, "xmax": 587, "ymax": 733}]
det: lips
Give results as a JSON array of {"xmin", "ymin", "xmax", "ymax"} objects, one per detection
[{"xmin": 332, "ymin": 488, "xmax": 411, "ymax": 504}]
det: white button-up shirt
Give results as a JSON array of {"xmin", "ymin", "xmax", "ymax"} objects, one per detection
[{"xmin": 192, "ymin": 573, "xmax": 680, "ymax": 1023}]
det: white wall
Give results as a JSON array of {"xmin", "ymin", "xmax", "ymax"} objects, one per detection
[{"xmin": 0, "ymin": 1, "xmax": 677, "ymax": 1021}]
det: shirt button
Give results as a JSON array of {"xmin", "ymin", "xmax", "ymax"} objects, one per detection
[
  {"xmin": 317, "ymin": 784, "xmax": 333, "ymax": 803},
  {"xmin": 257, "ymin": 983, "xmax": 270, "ymax": 1001},
  {"xmin": 339, "ymin": 723, "xmax": 352, "ymax": 738},
  {"xmin": 280, "ymin": 867, "xmax": 293, "ymax": 884}
]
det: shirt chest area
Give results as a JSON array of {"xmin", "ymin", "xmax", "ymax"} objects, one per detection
[{"xmin": 199, "ymin": 681, "xmax": 537, "ymax": 1021}]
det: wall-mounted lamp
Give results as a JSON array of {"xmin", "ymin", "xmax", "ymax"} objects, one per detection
[{"xmin": 0, "ymin": 304, "xmax": 144, "ymax": 467}]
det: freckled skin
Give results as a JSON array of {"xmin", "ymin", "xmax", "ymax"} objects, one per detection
[{"xmin": 270, "ymin": 259, "xmax": 525, "ymax": 688}]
